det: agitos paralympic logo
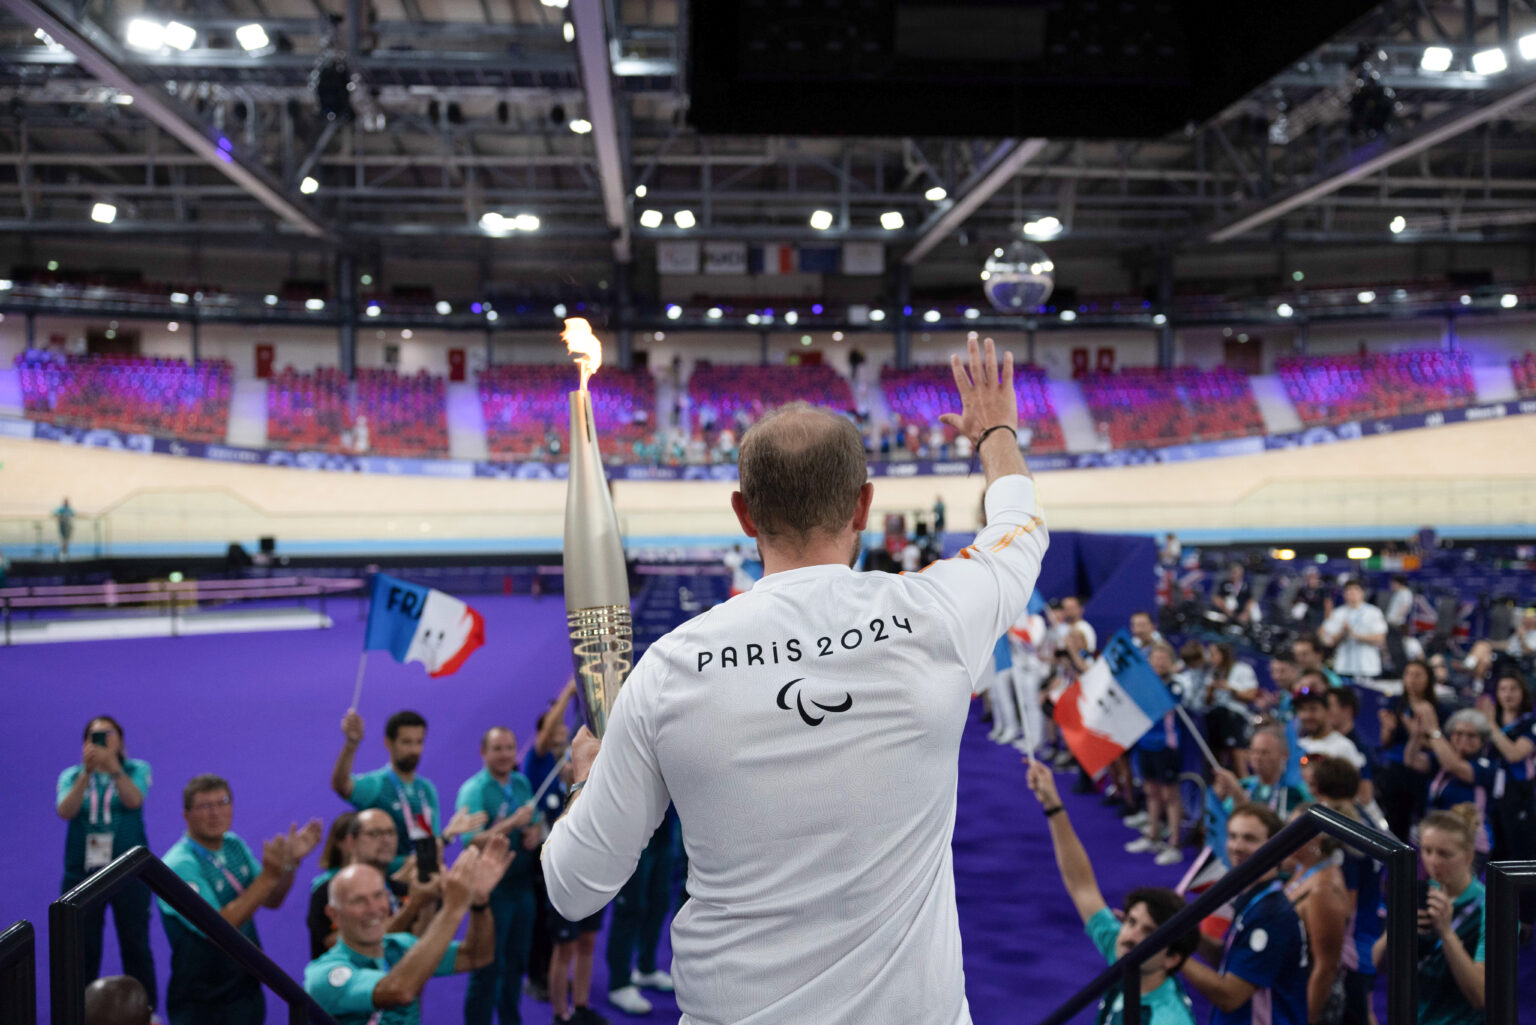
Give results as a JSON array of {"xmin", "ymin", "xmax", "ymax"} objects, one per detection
[{"xmin": 776, "ymin": 678, "xmax": 853, "ymax": 726}]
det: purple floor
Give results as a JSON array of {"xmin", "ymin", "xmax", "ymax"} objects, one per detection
[{"xmin": 3, "ymin": 596, "xmax": 1531, "ymax": 1023}]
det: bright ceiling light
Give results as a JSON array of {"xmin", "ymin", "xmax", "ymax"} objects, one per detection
[
  {"xmin": 924, "ymin": 186, "xmax": 947, "ymax": 202},
  {"xmin": 1346, "ymin": 547, "xmax": 1373, "ymax": 560},
  {"xmin": 1271, "ymin": 548, "xmax": 1297, "ymax": 561},
  {"xmin": 706, "ymin": 307, "xmax": 723, "ymax": 319},
  {"xmin": 125, "ymin": 19, "xmax": 164, "ymax": 51},
  {"xmin": 673, "ymin": 209, "xmax": 695, "ymax": 229},
  {"xmin": 964, "ymin": 307, "xmax": 980, "ymax": 319},
  {"xmin": 869, "ymin": 309, "xmax": 886, "ymax": 322},
  {"xmin": 163, "ymin": 20, "xmax": 196, "ymax": 50},
  {"xmin": 365, "ymin": 303, "xmax": 381, "ymax": 317},
  {"xmin": 1472, "ymin": 48, "xmax": 1508, "ymax": 75},
  {"xmin": 746, "ymin": 313, "xmax": 760, "ymax": 325},
  {"xmin": 634, "ymin": 184, "xmax": 647, "ymax": 198},
  {"xmin": 167, "ymin": 321, "xmax": 179, "ymax": 332},
  {"xmin": 923, "ymin": 309, "xmax": 941, "ymax": 323},
  {"xmin": 784, "ymin": 311, "xmax": 799, "ymax": 325},
  {"xmin": 1060, "ymin": 309, "xmax": 1077, "ymax": 322},
  {"xmin": 486, "ymin": 310, "xmax": 499, "ymax": 322},
  {"xmin": 880, "ymin": 211, "xmax": 905, "ymax": 230},
  {"xmin": 0, "ymin": 279, "xmax": 12, "ymax": 290},
  {"xmin": 1420, "ymin": 46, "xmax": 1453, "ymax": 72},
  {"xmin": 540, "ymin": 0, "xmax": 568, "ymax": 7},
  {"xmin": 235, "ymin": 23, "xmax": 269, "ymax": 51},
  {"xmin": 305, "ymin": 298, "xmax": 326, "ymax": 311},
  {"xmin": 1501, "ymin": 293, "xmax": 1519, "ymax": 308},
  {"xmin": 263, "ymin": 294, "xmax": 278, "ymax": 305},
  {"xmin": 170, "ymin": 292, "xmax": 189, "ymax": 304},
  {"xmin": 563, "ymin": 21, "xmax": 575, "ymax": 43},
  {"xmin": 666, "ymin": 304, "xmax": 682, "ymax": 320},
  {"xmin": 1277, "ymin": 303, "xmax": 1294, "ymax": 317},
  {"xmin": 639, "ymin": 209, "xmax": 663, "ymax": 229},
  {"xmin": 569, "ymin": 118, "xmax": 593, "ymax": 134},
  {"xmin": 90, "ymin": 202, "xmax": 117, "ymax": 224},
  {"xmin": 553, "ymin": 303, "xmax": 567, "ymax": 318},
  {"xmin": 809, "ymin": 209, "xmax": 834, "ymax": 231},
  {"xmin": 1357, "ymin": 290, "xmax": 1376, "ymax": 304},
  {"xmin": 1024, "ymin": 215, "xmax": 1062, "ymax": 240},
  {"xmin": 299, "ymin": 176, "xmax": 319, "ymax": 195},
  {"xmin": 513, "ymin": 213, "xmax": 540, "ymax": 231},
  {"xmin": 1459, "ymin": 294, "xmax": 1472, "ymax": 305},
  {"xmin": 1152, "ymin": 313, "xmax": 1167, "ymax": 326},
  {"xmin": 1389, "ymin": 215, "xmax": 1406, "ymax": 234},
  {"xmin": 435, "ymin": 301, "xmax": 452, "ymax": 315},
  {"xmin": 480, "ymin": 212, "xmax": 506, "ymax": 233},
  {"xmin": 1519, "ymin": 33, "xmax": 1536, "ymax": 61}
]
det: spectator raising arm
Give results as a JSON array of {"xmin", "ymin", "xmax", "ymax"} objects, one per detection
[
  {"xmin": 331, "ymin": 710, "xmax": 364, "ymax": 800},
  {"xmin": 1024, "ymin": 760, "xmax": 1107, "ymax": 923}
]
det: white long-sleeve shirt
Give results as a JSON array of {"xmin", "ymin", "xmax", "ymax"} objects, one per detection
[
  {"xmin": 1320, "ymin": 602, "xmax": 1388, "ymax": 678},
  {"xmin": 544, "ymin": 475, "xmax": 1048, "ymax": 1025}
]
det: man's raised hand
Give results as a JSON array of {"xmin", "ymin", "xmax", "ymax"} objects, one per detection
[
  {"xmin": 341, "ymin": 710, "xmax": 364, "ymax": 745},
  {"xmin": 939, "ymin": 334, "xmax": 1018, "ymax": 446}
]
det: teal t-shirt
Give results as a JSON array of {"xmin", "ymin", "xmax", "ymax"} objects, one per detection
[
  {"xmin": 350, "ymin": 766, "xmax": 441, "ymax": 861},
  {"xmin": 454, "ymin": 768, "xmax": 536, "ymax": 889},
  {"xmin": 1085, "ymin": 908, "xmax": 1196, "ymax": 1025},
  {"xmin": 159, "ymin": 832, "xmax": 263, "ymax": 1005},
  {"xmin": 1225, "ymin": 777, "xmax": 1313, "ymax": 818},
  {"xmin": 57, "ymin": 758, "xmax": 151, "ymax": 880},
  {"xmin": 305, "ymin": 933, "xmax": 460, "ymax": 1025},
  {"xmin": 1416, "ymin": 880, "xmax": 1486, "ymax": 1025}
]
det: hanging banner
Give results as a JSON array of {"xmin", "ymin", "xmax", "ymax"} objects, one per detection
[
  {"xmin": 842, "ymin": 242, "xmax": 885, "ymax": 276},
  {"xmin": 703, "ymin": 241, "xmax": 749, "ymax": 275},
  {"xmin": 656, "ymin": 240, "xmax": 701, "ymax": 275}
]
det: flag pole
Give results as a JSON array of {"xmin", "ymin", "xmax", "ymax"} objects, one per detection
[
  {"xmin": 1173, "ymin": 704, "xmax": 1223, "ymax": 775},
  {"xmin": 349, "ymin": 651, "xmax": 368, "ymax": 712},
  {"xmin": 527, "ymin": 749, "xmax": 573, "ymax": 811}
]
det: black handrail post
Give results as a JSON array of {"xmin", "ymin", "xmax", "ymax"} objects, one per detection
[
  {"xmin": 49, "ymin": 897, "xmax": 89, "ymax": 1025},
  {"xmin": 1121, "ymin": 964, "xmax": 1141, "ymax": 1025},
  {"xmin": 1381, "ymin": 846, "xmax": 1418, "ymax": 1025},
  {"xmin": 1485, "ymin": 861, "xmax": 1536, "ymax": 1025},
  {"xmin": 0, "ymin": 920, "xmax": 38, "ymax": 1025}
]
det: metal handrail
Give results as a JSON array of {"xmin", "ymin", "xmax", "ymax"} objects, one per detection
[
  {"xmin": 50, "ymin": 847, "xmax": 336, "ymax": 1025},
  {"xmin": 1036, "ymin": 805, "xmax": 1417, "ymax": 1025},
  {"xmin": 0, "ymin": 920, "xmax": 37, "ymax": 1025},
  {"xmin": 1485, "ymin": 860, "xmax": 1536, "ymax": 1025}
]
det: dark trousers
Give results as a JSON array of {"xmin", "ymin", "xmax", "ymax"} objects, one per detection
[
  {"xmin": 65, "ymin": 874, "xmax": 157, "ymax": 1012},
  {"xmin": 527, "ymin": 866, "xmax": 553, "ymax": 989},
  {"xmin": 465, "ymin": 885, "xmax": 537, "ymax": 1025},
  {"xmin": 167, "ymin": 990, "xmax": 263, "ymax": 1025},
  {"xmin": 605, "ymin": 818, "xmax": 675, "ymax": 989},
  {"xmin": 1340, "ymin": 968, "xmax": 1374, "ymax": 1025},
  {"xmin": 1375, "ymin": 762, "xmax": 1425, "ymax": 842}
]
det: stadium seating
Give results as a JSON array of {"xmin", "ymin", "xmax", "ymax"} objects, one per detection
[
  {"xmin": 879, "ymin": 363, "xmax": 1065, "ymax": 453},
  {"xmin": 14, "ymin": 351, "xmax": 232, "ymax": 441},
  {"xmin": 1278, "ymin": 350, "xmax": 1474, "ymax": 425},
  {"xmin": 1079, "ymin": 367, "xmax": 1263, "ymax": 449},
  {"xmin": 1513, "ymin": 353, "xmax": 1536, "ymax": 399},
  {"xmin": 265, "ymin": 367, "xmax": 353, "ymax": 453},
  {"xmin": 688, "ymin": 362, "xmax": 855, "ymax": 434},
  {"xmin": 478, "ymin": 363, "xmax": 656, "ymax": 458},
  {"xmin": 266, "ymin": 367, "xmax": 449, "ymax": 457}
]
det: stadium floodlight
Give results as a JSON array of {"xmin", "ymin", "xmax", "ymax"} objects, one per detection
[
  {"xmin": 125, "ymin": 18, "xmax": 164, "ymax": 51},
  {"xmin": 1277, "ymin": 303, "xmax": 1294, "ymax": 318},
  {"xmin": 163, "ymin": 21, "xmax": 196, "ymax": 50},
  {"xmin": 513, "ymin": 213, "xmax": 540, "ymax": 232},
  {"xmin": 263, "ymin": 294, "xmax": 278, "ymax": 305},
  {"xmin": 0, "ymin": 279, "xmax": 12, "ymax": 290},
  {"xmin": 809, "ymin": 209, "xmax": 834, "ymax": 231},
  {"xmin": 639, "ymin": 209, "xmax": 663, "ymax": 228},
  {"xmin": 305, "ymin": 298, "xmax": 326, "ymax": 311},
  {"xmin": 1357, "ymin": 290, "xmax": 1376, "ymax": 304},
  {"xmin": 435, "ymin": 301, "xmax": 452, "ymax": 315},
  {"xmin": 1271, "ymin": 548, "xmax": 1296, "ymax": 561},
  {"xmin": 1346, "ymin": 547, "xmax": 1373, "ymax": 560},
  {"xmin": 964, "ymin": 308, "xmax": 980, "ymax": 319},
  {"xmin": 569, "ymin": 119, "xmax": 593, "ymax": 135},
  {"xmin": 634, "ymin": 185, "xmax": 647, "ymax": 198},
  {"xmin": 1520, "ymin": 34, "xmax": 1536, "ymax": 61},
  {"xmin": 1152, "ymin": 313, "xmax": 1167, "ymax": 326},
  {"xmin": 1420, "ymin": 46, "xmax": 1453, "ymax": 72},
  {"xmin": 300, "ymin": 176, "xmax": 319, "ymax": 195},
  {"xmin": 784, "ymin": 310, "xmax": 799, "ymax": 326},
  {"xmin": 666, "ymin": 304, "xmax": 682, "ymax": 320},
  {"xmin": 479, "ymin": 212, "xmax": 507, "ymax": 234},
  {"xmin": 235, "ymin": 24, "xmax": 270, "ymax": 51},
  {"xmin": 90, "ymin": 202, "xmax": 117, "ymax": 224},
  {"xmin": 746, "ymin": 313, "xmax": 761, "ymax": 325},
  {"xmin": 170, "ymin": 291, "xmax": 190, "ymax": 304},
  {"xmin": 880, "ymin": 211, "xmax": 905, "ymax": 230},
  {"xmin": 925, "ymin": 186, "xmax": 947, "ymax": 202},
  {"xmin": 1501, "ymin": 293, "xmax": 1519, "ymax": 308},
  {"xmin": 923, "ymin": 309, "xmax": 941, "ymax": 323},
  {"xmin": 1060, "ymin": 309, "xmax": 1077, "ymax": 322},
  {"xmin": 563, "ymin": 22, "xmax": 575, "ymax": 43},
  {"xmin": 365, "ymin": 303, "xmax": 381, "ymax": 317},
  {"xmin": 1024, "ymin": 216, "xmax": 1062, "ymax": 240},
  {"xmin": 1389, "ymin": 215, "xmax": 1406, "ymax": 234},
  {"xmin": 869, "ymin": 309, "xmax": 886, "ymax": 322},
  {"xmin": 1459, "ymin": 294, "xmax": 1473, "ymax": 305},
  {"xmin": 673, "ymin": 209, "xmax": 696, "ymax": 229},
  {"xmin": 1472, "ymin": 48, "xmax": 1508, "ymax": 75},
  {"xmin": 486, "ymin": 310, "xmax": 499, "ymax": 322},
  {"xmin": 553, "ymin": 303, "xmax": 567, "ymax": 318},
  {"xmin": 706, "ymin": 307, "xmax": 723, "ymax": 319}
]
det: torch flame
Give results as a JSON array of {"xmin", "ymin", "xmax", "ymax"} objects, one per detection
[{"xmin": 563, "ymin": 318, "xmax": 603, "ymax": 393}]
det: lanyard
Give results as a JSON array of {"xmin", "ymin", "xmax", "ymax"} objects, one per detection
[
  {"xmin": 390, "ymin": 772, "xmax": 429, "ymax": 839},
  {"xmin": 87, "ymin": 774, "xmax": 115, "ymax": 828},
  {"xmin": 1220, "ymin": 880, "xmax": 1286, "ymax": 971},
  {"xmin": 189, "ymin": 842, "xmax": 246, "ymax": 895}
]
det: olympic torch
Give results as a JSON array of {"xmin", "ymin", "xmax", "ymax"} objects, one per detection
[{"xmin": 561, "ymin": 318, "xmax": 633, "ymax": 738}]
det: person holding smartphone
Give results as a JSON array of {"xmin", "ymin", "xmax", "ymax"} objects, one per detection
[{"xmin": 56, "ymin": 715, "xmax": 156, "ymax": 1014}]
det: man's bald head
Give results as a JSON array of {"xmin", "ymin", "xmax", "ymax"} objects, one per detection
[
  {"xmin": 329, "ymin": 862, "xmax": 387, "ymax": 907},
  {"xmin": 84, "ymin": 975, "xmax": 150, "ymax": 1025},
  {"xmin": 737, "ymin": 403, "xmax": 868, "ymax": 544}
]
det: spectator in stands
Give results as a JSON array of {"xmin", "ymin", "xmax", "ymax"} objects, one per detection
[
  {"xmin": 1130, "ymin": 610, "xmax": 1164, "ymax": 649},
  {"xmin": 932, "ymin": 496, "xmax": 946, "ymax": 536},
  {"xmin": 56, "ymin": 716, "xmax": 156, "ymax": 1015},
  {"xmin": 84, "ymin": 975, "xmax": 151, "ymax": 1025},
  {"xmin": 1025, "ymin": 760, "xmax": 1198, "ymax": 1025},
  {"xmin": 1292, "ymin": 682, "xmax": 1365, "ymax": 773},
  {"xmin": 160, "ymin": 774, "xmax": 322, "ymax": 1025},
  {"xmin": 332, "ymin": 710, "xmax": 442, "ymax": 867},
  {"xmin": 1503, "ymin": 607, "xmax": 1536, "ymax": 658},
  {"xmin": 1384, "ymin": 575, "xmax": 1414, "ymax": 673},
  {"xmin": 1377, "ymin": 659, "xmax": 1444, "ymax": 841},
  {"xmin": 1291, "ymin": 567, "xmax": 1332, "ymax": 631},
  {"xmin": 1291, "ymin": 635, "xmax": 1342, "ymax": 689},
  {"xmin": 307, "ymin": 810, "xmax": 441, "ymax": 959},
  {"xmin": 1180, "ymin": 803, "xmax": 1310, "ymax": 1025},
  {"xmin": 1160, "ymin": 533, "xmax": 1182, "ymax": 568},
  {"xmin": 455, "ymin": 726, "xmax": 541, "ymax": 1025},
  {"xmin": 1126, "ymin": 642, "xmax": 1185, "ymax": 866},
  {"xmin": 1205, "ymin": 643, "xmax": 1258, "ymax": 772},
  {"xmin": 1403, "ymin": 707, "xmax": 1495, "ymax": 872},
  {"xmin": 1319, "ymin": 580, "xmax": 1387, "ymax": 679},
  {"xmin": 1478, "ymin": 671, "xmax": 1536, "ymax": 937},
  {"xmin": 54, "ymin": 496, "xmax": 75, "ymax": 558},
  {"xmin": 1305, "ymin": 759, "xmax": 1380, "ymax": 1025},
  {"xmin": 1282, "ymin": 807, "xmax": 1351, "ymax": 1025},
  {"xmin": 1214, "ymin": 563, "xmax": 1257, "ymax": 625},
  {"xmin": 526, "ymin": 682, "xmax": 579, "ymax": 1003},
  {"xmin": 1373, "ymin": 807, "xmax": 1486, "ymax": 1025},
  {"xmin": 306, "ymin": 812, "xmax": 358, "ymax": 957},
  {"xmin": 1212, "ymin": 726, "xmax": 1312, "ymax": 817},
  {"xmin": 1325, "ymin": 687, "xmax": 1375, "ymax": 803},
  {"xmin": 1262, "ymin": 650, "xmax": 1302, "ymax": 716},
  {"xmin": 305, "ymin": 839, "xmax": 512, "ymax": 1024}
]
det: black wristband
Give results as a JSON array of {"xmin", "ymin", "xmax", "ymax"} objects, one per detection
[
  {"xmin": 1044, "ymin": 805, "xmax": 1065, "ymax": 818},
  {"xmin": 975, "ymin": 424, "xmax": 1018, "ymax": 450},
  {"xmin": 471, "ymin": 901, "xmax": 490, "ymax": 912}
]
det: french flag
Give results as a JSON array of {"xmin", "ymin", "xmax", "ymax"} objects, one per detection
[
  {"xmin": 1052, "ymin": 630, "xmax": 1176, "ymax": 776},
  {"xmin": 364, "ymin": 574, "xmax": 485, "ymax": 678}
]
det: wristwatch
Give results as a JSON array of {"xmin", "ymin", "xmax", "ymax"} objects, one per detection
[{"xmin": 1428, "ymin": 729, "xmax": 1443, "ymax": 740}]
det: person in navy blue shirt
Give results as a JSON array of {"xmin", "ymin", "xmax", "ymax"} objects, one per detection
[
  {"xmin": 524, "ymin": 679, "xmax": 578, "ymax": 1003},
  {"xmin": 1403, "ymin": 707, "xmax": 1496, "ymax": 871},
  {"xmin": 1181, "ymin": 803, "xmax": 1309, "ymax": 1025},
  {"xmin": 1480, "ymin": 671, "xmax": 1536, "ymax": 935},
  {"xmin": 1375, "ymin": 660, "xmax": 1442, "ymax": 840}
]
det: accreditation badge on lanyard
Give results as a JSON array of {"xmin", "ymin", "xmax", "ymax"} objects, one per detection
[
  {"xmin": 84, "ymin": 776, "xmax": 116, "ymax": 871},
  {"xmin": 194, "ymin": 845, "xmax": 247, "ymax": 897},
  {"xmin": 392, "ymin": 775, "xmax": 431, "ymax": 840}
]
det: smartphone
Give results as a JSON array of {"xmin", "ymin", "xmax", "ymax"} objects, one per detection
[
  {"xmin": 1416, "ymin": 881, "xmax": 1430, "ymax": 910},
  {"xmin": 413, "ymin": 837, "xmax": 439, "ymax": 883},
  {"xmin": 90, "ymin": 731, "xmax": 109, "ymax": 747}
]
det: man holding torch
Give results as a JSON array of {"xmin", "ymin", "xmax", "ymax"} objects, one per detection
[{"xmin": 547, "ymin": 335, "xmax": 1046, "ymax": 1025}]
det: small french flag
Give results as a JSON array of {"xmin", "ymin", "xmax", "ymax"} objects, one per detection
[
  {"xmin": 752, "ymin": 243, "xmax": 796, "ymax": 275},
  {"xmin": 364, "ymin": 574, "xmax": 485, "ymax": 678},
  {"xmin": 1052, "ymin": 630, "xmax": 1176, "ymax": 776}
]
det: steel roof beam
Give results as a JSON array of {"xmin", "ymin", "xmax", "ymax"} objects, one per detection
[
  {"xmin": 570, "ymin": 0, "xmax": 631, "ymax": 263},
  {"xmin": 902, "ymin": 139, "xmax": 1047, "ymax": 266}
]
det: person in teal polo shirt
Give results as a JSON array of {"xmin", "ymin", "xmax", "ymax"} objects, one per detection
[
  {"xmin": 56, "ymin": 715, "xmax": 157, "ymax": 1014},
  {"xmin": 456, "ymin": 726, "xmax": 541, "ymax": 1025},
  {"xmin": 332, "ymin": 709, "xmax": 443, "ymax": 865},
  {"xmin": 159, "ymin": 774, "xmax": 322, "ymax": 1025},
  {"xmin": 1025, "ymin": 760, "xmax": 1198, "ymax": 1025},
  {"xmin": 306, "ymin": 836, "xmax": 512, "ymax": 1024}
]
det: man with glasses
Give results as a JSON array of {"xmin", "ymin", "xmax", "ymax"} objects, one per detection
[
  {"xmin": 160, "ymin": 774, "xmax": 323, "ymax": 1025},
  {"xmin": 306, "ymin": 809, "xmax": 443, "ymax": 957}
]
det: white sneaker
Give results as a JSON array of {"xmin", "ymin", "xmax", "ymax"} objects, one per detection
[
  {"xmin": 632, "ymin": 969, "xmax": 675, "ymax": 992},
  {"xmin": 607, "ymin": 985, "xmax": 653, "ymax": 1016},
  {"xmin": 994, "ymin": 729, "xmax": 1020, "ymax": 745},
  {"xmin": 1122, "ymin": 811, "xmax": 1149, "ymax": 829},
  {"xmin": 1125, "ymin": 836, "xmax": 1160, "ymax": 854},
  {"xmin": 1012, "ymin": 738, "xmax": 1036, "ymax": 755},
  {"xmin": 1155, "ymin": 845, "xmax": 1185, "ymax": 866}
]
